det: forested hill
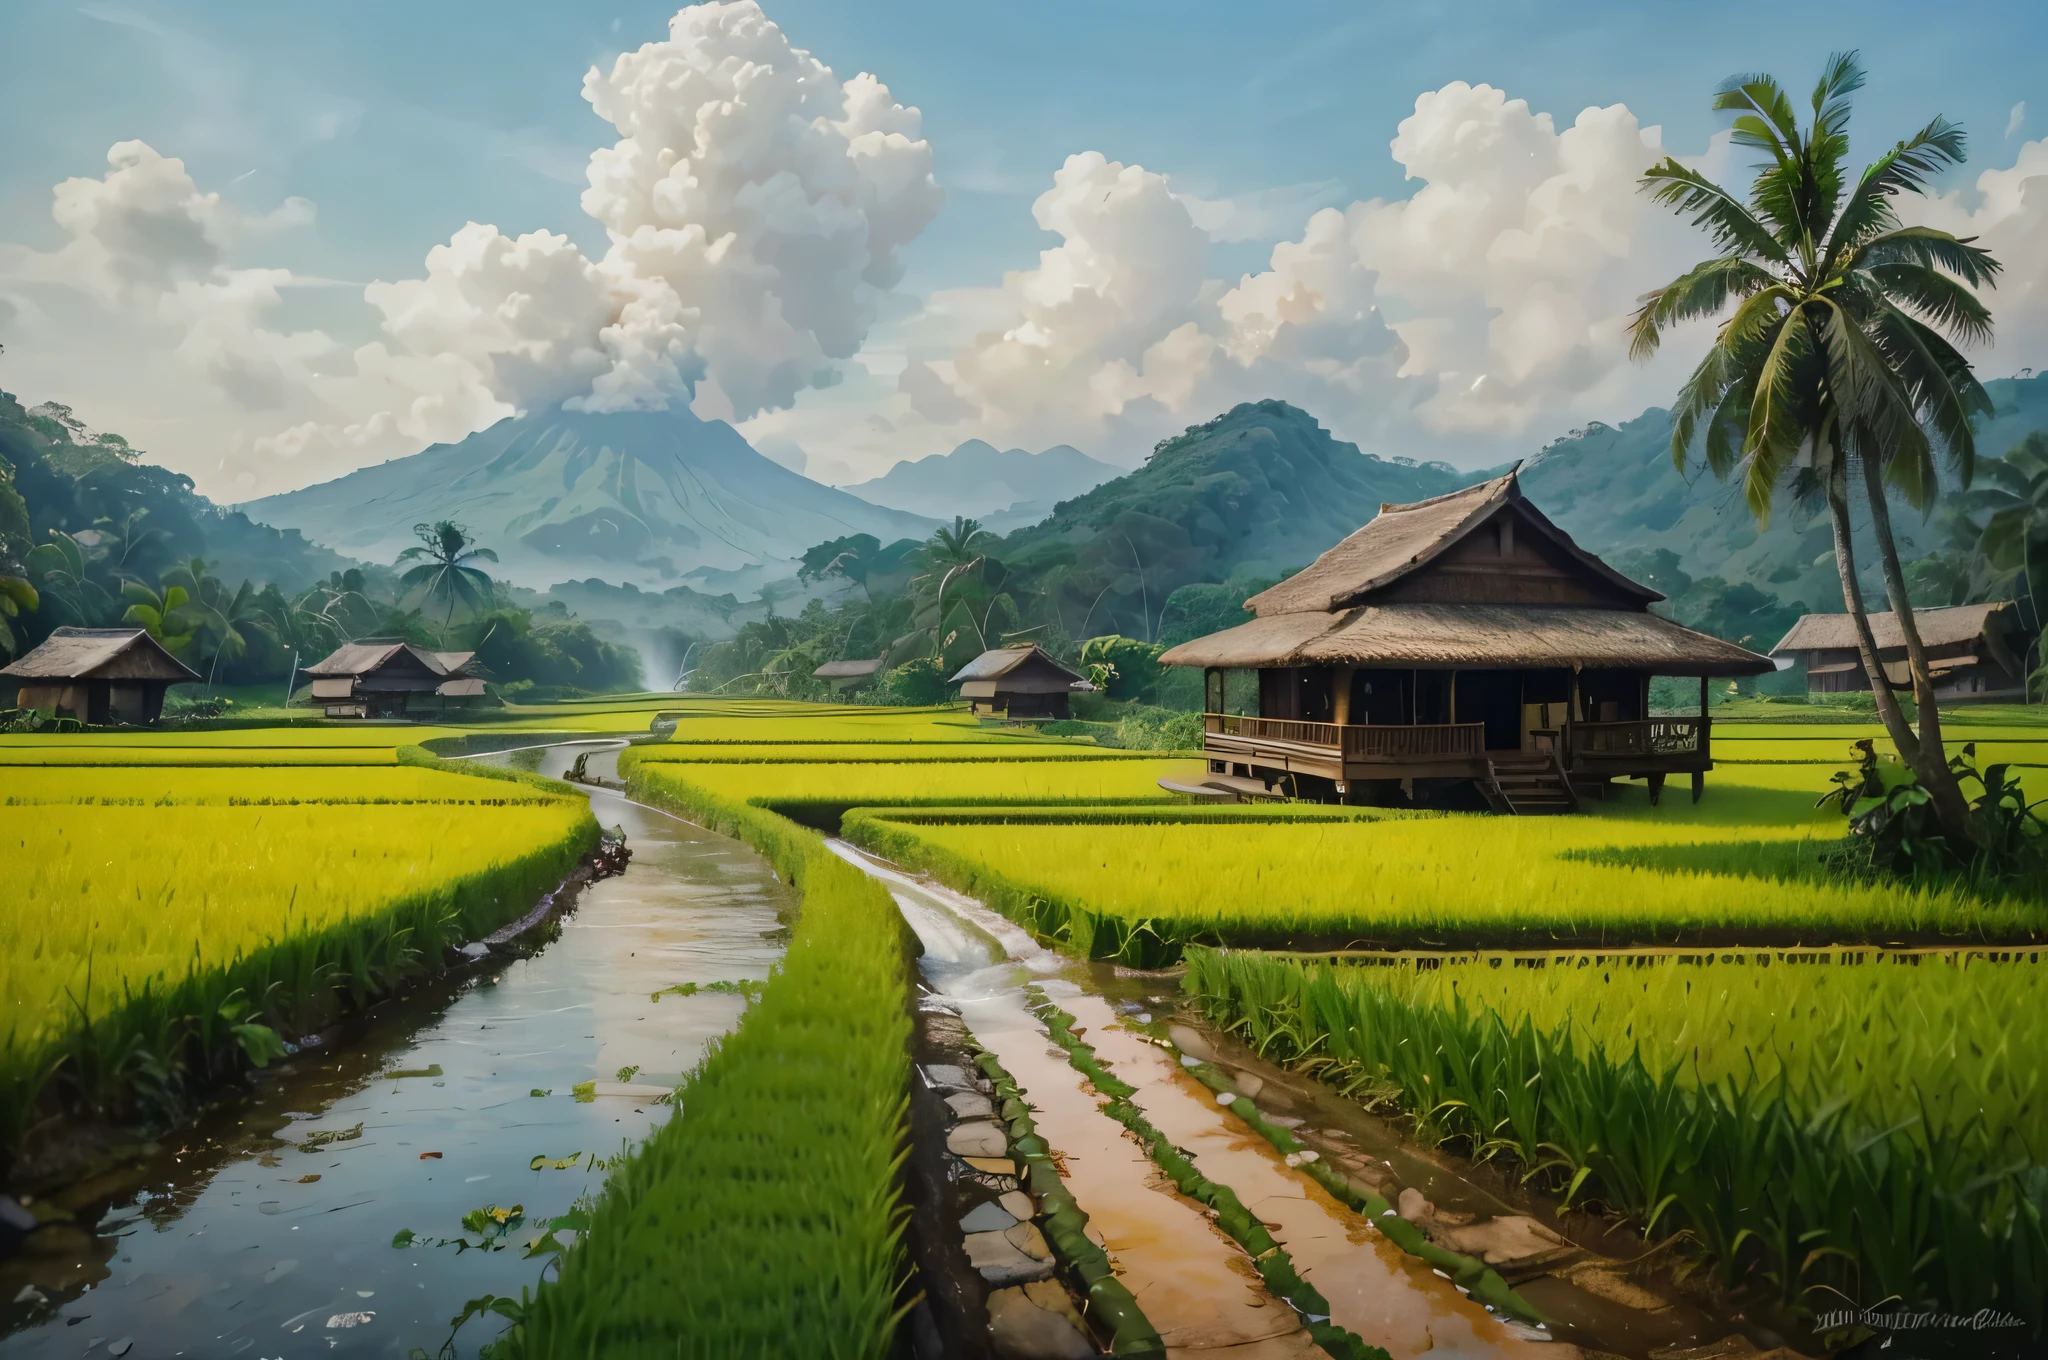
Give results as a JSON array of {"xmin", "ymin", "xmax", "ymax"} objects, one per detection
[
  {"xmin": 0, "ymin": 390, "xmax": 352, "ymax": 599},
  {"xmin": 993, "ymin": 400, "xmax": 1463, "ymax": 640},
  {"xmin": 1509, "ymin": 370, "xmax": 2048, "ymax": 611}
]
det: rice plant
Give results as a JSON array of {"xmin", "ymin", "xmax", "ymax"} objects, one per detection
[
  {"xmin": 508, "ymin": 755, "xmax": 914, "ymax": 1358},
  {"xmin": 627, "ymin": 753, "xmax": 1202, "ymax": 814},
  {"xmin": 843, "ymin": 777, "xmax": 2043, "ymax": 961},
  {"xmin": 3, "ymin": 766, "xmax": 558, "ymax": 805},
  {"xmin": 1183, "ymin": 947, "xmax": 2048, "ymax": 1328},
  {"xmin": 0, "ymin": 785, "xmax": 595, "ymax": 1161}
]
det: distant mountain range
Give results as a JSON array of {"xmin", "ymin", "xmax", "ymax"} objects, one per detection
[
  {"xmin": 244, "ymin": 405, "xmax": 936, "ymax": 590},
  {"xmin": 1508, "ymin": 371, "xmax": 2048, "ymax": 609},
  {"xmin": 843, "ymin": 440, "xmax": 1123, "ymax": 532}
]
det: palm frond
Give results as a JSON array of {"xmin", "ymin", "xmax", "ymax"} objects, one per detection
[
  {"xmin": 1858, "ymin": 263, "xmax": 1994, "ymax": 346},
  {"xmin": 1629, "ymin": 256, "xmax": 1777, "ymax": 360},
  {"xmin": 1850, "ymin": 226, "xmax": 2003, "ymax": 290},
  {"xmin": 1867, "ymin": 299, "xmax": 1994, "ymax": 486},
  {"xmin": 1821, "ymin": 122, "xmax": 1962, "ymax": 265},
  {"xmin": 1639, "ymin": 162, "xmax": 1790, "ymax": 264},
  {"xmin": 1742, "ymin": 311, "xmax": 1819, "ymax": 521}
]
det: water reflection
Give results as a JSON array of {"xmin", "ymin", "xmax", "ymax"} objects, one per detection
[{"xmin": 1, "ymin": 742, "xmax": 791, "ymax": 1358}]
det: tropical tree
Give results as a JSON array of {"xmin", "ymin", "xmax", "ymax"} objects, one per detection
[
  {"xmin": 24, "ymin": 530, "xmax": 117, "ymax": 626},
  {"xmin": 120, "ymin": 579, "xmax": 197, "ymax": 655},
  {"xmin": 1628, "ymin": 52, "xmax": 2001, "ymax": 847},
  {"xmin": 0, "ymin": 463, "xmax": 36, "ymax": 660},
  {"xmin": 1973, "ymin": 431, "xmax": 2048, "ymax": 692},
  {"xmin": 396, "ymin": 521, "xmax": 498, "ymax": 631}
]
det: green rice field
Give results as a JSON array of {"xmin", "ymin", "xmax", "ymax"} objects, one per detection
[{"xmin": 1185, "ymin": 946, "xmax": 2048, "ymax": 1324}]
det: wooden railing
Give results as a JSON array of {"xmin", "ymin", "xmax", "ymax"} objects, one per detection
[
  {"xmin": 1570, "ymin": 718, "xmax": 1706, "ymax": 758},
  {"xmin": 1343, "ymin": 722, "xmax": 1486, "ymax": 760},
  {"xmin": 1204, "ymin": 715, "xmax": 1485, "ymax": 761}
]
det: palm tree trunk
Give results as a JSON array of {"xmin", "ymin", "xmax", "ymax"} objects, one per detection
[
  {"xmin": 1857, "ymin": 452, "xmax": 1978, "ymax": 845},
  {"xmin": 1822, "ymin": 463, "xmax": 1926, "ymax": 761}
]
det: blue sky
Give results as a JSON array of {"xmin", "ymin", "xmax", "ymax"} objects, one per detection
[{"xmin": 2, "ymin": 0, "xmax": 2044, "ymax": 495}]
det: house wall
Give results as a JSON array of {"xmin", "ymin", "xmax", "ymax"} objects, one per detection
[{"xmin": 1368, "ymin": 506, "xmax": 1641, "ymax": 609}]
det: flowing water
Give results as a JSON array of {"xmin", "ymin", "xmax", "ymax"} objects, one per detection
[
  {"xmin": 830, "ymin": 838, "xmax": 1564, "ymax": 1360},
  {"xmin": 0, "ymin": 741, "xmax": 791, "ymax": 1359}
]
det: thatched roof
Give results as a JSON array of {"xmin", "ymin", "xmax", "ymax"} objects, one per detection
[
  {"xmin": 306, "ymin": 642, "xmax": 475, "ymax": 679},
  {"xmin": 1771, "ymin": 602, "xmax": 2020, "ymax": 655},
  {"xmin": 814, "ymin": 658, "xmax": 884, "ymax": 679},
  {"xmin": 1244, "ymin": 468, "xmax": 1659, "ymax": 617},
  {"xmin": 1159, "ymin": 603, "xmax": 1772, "ymax": 676},
  {"xmin": 1, "ymin": 627, "xmax": 200, "ymax": 683},
  {"xmin": 949, "ymin": 645, "xmax": 1083, "ymax": 685}
]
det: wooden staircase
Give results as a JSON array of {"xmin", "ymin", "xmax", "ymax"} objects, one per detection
[{"xmin": 1483, "ymin": 751, "xmax": 1579, "ymax": 815}]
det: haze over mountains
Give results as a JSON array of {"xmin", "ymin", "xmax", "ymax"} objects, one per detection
[
  {"xmin": 843, "ymin": 441, "xmax": 1123, "ymax": 533},
  {"xmin": 245, "ymin": 405, "xmax": 936, "ymax": 592},
  {"xmin": 234, "ymin": 373, "xmax": 2048, "ymax": 629}
]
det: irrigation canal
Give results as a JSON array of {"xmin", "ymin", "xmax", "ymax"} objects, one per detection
[
  {"xmin": 0, "ymin": 740, "xmax": 791, "ymax": 1359},
  {"xmin": 831, "ymin": 837, "xmax": 1776, "ymax": 1360}
]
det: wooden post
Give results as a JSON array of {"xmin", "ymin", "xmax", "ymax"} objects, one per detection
[{"xmin": 1332, "ymin": 666, "xmax": 1353, "ymax": 727}]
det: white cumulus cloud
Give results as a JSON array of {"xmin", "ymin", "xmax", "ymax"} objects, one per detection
[{"xmin": 0, "ymin": 2, "xmax": 941, "ymax": 494}]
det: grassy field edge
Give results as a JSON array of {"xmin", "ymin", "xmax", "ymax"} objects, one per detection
[{"xmin": 498, "ymin": 754, "xmax": 918, "ymax": 1358}]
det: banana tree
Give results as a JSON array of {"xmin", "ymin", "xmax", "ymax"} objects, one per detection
[
  {"xmin": 120, "ymin": 579, "xmax": 198, "ymax": 654},
  {"xmin": 0, "ymin": 575, "xmax": 37, "ymax": 660},
  {"xmin": 25, "ymin": 530, "xmax": 117, "ymax": 626}
]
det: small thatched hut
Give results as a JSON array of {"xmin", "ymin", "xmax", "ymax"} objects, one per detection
[
  {"xmin": 949, "ymin": 645, "xmax": 1086, "ymax": 719},
  {"xmin": 1, "ymin": 627, "xmax": 200, "ymax": 724},
  {"xmin": 1770, "ymin": 602, "xmax": 2033, "ymax": 699},
  {"xmin": 1158, "ymin": 468, "xmax": 1772, "ymax": 811},
  {"xmin": 813, "ymin": 657, "xmax": 884, "ymax": 694},
  {"xmin": 303, "ymin": 641, "xmax": 485, "ymax": 719}
]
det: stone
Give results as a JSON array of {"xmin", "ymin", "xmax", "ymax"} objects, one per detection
[
  {"xmin": 960, "ymin": 1200, "xmax": 1019, "ymax": 1234},
  {"xmin": 922, "ymin": 1064, "xmax": 972, "ymax": 1091},
  {"xmin": 1396, "ymin": 1187, "xmax": 1432, "ymax": 1223},
  {"xmin": 945, "ymin": 1090, "xmax": 995, "ymax": 1121},
  {"xmin": 998, "ymin": 1190, "xmax": 1036, "ymax": 1221},
  {"xmin": 961, "ymin": 1156, "xmax": 1018, "ymax": 1178},
  {"xmin": 1005, "ymin": 1221, "xmax": 1053, "ymax": 1261},
  {"xmin": 1233, "ymin": 1072, "xmax": 1265, "ymax": 1099},
  {"xmin": 964, "ymin": 1228, "xmax": 1055, "ymax": 1286},
  {"xmin": 1436, "ymin": 1215, "xmax": 1579, "ymax": 1271},
  {"xmin": 946, "ymin": 1121, "xmax": 1009, "ymax": 1158},
  {"xmin": 1167, "ymin": 1023, "xmax": 1217, "ymax": 1061},
  {"xmin": 986, "ymin": 1285, "xmax": 1095, "ymax": 1360}
]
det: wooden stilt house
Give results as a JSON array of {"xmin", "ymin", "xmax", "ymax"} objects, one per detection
[
  {"xmin": 302, "ymin": 641, "xmax": 485, "ymax": 719},
  {"xmin": 1158, "ymin": 469, "xmax": 1774, "ymax": 812}
]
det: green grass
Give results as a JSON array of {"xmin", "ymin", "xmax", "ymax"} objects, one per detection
[
  {"xmin": 1184, "ymin": 947, "xmax": 2048, "ymax": 1328},
  {"xmin": 626, "ymin": 752, "xmax": 1203, "ymax": 821},
  {"xmin": 507, "ymin": 744, "xmax": 914, "ymax": 1358},
  {"xmin": 1, "ymin": 765, "xmax": 560, "ymax": 804},
  {"xmin": 631, "ymin": 741, "xmax": 1154, "ymax": 764},
  {"xmin": 843, "ymin": 770, "xmax": 2047, "ymax": 962}
]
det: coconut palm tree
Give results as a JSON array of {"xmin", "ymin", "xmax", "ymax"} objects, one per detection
[
  {"xmin": 1628, "ymin": 51, "xmax": 2001, "ymax": 847},
  {"xmin": 396, "ymin": 521, "xmax": 498, "ymax": 631},
  {"xmin": 1973, "ymin": 431, "xmax": 2048, "ymax": 694}
]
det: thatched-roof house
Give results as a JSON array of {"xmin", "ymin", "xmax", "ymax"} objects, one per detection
[
  {"xmin": 303, "ymin": 641, "xmax": 485, "ymax": 719},
  {"xmin": 949, "ymin": 645, "xmax": 1086, "ymax": 719},
  {"xmin": 813, "ymin": 657, "xmax": 884, "ymax": 693},
  {"xmin": 1159, "ymin": 469, "xmax": 1772, "ymax": 811},
  {"xmin": 1, "ymin": 627, "xmax": 200, "ymax": 724},
  {"xmin": 1771, "ymin": 602, "xmax": 2033, "ymax": 699}
]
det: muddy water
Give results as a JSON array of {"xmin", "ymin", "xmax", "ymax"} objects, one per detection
[
  {"xmin": 0, "ymin": 741, "xmax": 791, "ymax": 1359},
  {"xmin": 834, "ymin": 840, "xmax": 1553, "ymax": 1360}
]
